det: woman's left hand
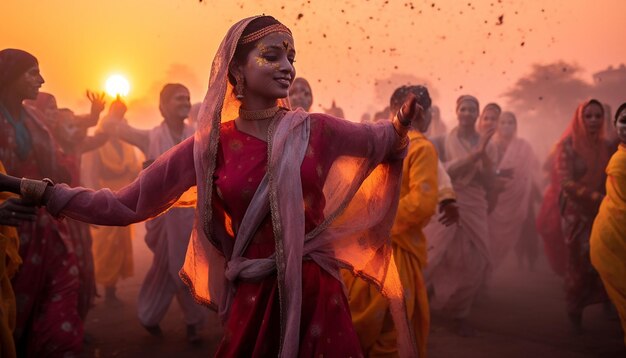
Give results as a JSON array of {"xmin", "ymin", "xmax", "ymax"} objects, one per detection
[
  {"xmin": 398, "ymin": 93, "xmax": 424, "ymax": 126},
  {"xmin": 0, "ymin": 197, "xmax": 37, "ymax": 227}
]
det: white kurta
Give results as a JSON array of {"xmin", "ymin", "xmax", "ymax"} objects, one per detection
[
  {"xmin": 423, "ymin": 128, "xmax": 493, "ymax": 319},
  {"xmin": 135, "ymin": 122, "xmax": 206, "ymax": 326}
]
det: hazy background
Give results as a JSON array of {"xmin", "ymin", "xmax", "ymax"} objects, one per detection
[{"xmin": 3, "ymin": 0, "xmax": 626, "ymax": 157}]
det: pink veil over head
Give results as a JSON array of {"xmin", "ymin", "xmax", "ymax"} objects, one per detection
[{"xmin": 181, "ymin": 15, "xmax": 416, "ymax": 357}]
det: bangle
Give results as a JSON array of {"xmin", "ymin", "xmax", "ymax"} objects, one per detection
[
  {"xmin": 20, "ymin": 178, "xmax": 53, "ymax": 206},
  {"xmin": 396, "ymin": 108, "xmax": 411, "ymax": 127}
]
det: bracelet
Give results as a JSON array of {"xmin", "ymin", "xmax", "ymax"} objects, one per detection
[
  {"xmin": 20, "ymin": 178, "xmax": 54, "ymax": 206},
  {"xmin": 396, "ymin": 107, "xmax": 411, "ymax": 127}
]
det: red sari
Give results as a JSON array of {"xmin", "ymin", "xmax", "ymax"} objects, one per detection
[
  {"xmin": 0, "ymin": 107, "xmax": 83, "ymax": 357},
  {"xmin": 213, "ymin": 121, "xmax": 361, "ymax": 356},
  {"xmin": 539, "ymin": 100, "xmax": 612, "ymax": 316}
]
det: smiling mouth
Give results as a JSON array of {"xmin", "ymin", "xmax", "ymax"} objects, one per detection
[{"xmin": 275, "ymin": 78, "xmax": 291, "ymax": 87}]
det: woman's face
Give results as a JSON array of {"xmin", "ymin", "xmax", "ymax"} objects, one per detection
[
  {"xmin": 498, "ymin": 113, "xmax": 517, "ymax": 139},
  {"xmin": 240, "ymin": 32, "xmax": 296, "ymax": 102},
  {"xmin": 289, "ymin": 79, "xmax": 312, "ymax": 111},
  {"xmin": 616, "ymin": 109, "xmax": 626, "ymax": 143},
  {"xmin": 480, "ymin": 108, "xmax": 500, "ymax": 133},
  {"xmin": 582, "ymin": 102, "xmax": 603, "ymax": 136},
  {"xmin": 12, "ymin": 65, "xmax": 45, "ymax": 100},
  {"xmin": 456, "ymin": 100, "xmax": 479, "ymax": 128}
]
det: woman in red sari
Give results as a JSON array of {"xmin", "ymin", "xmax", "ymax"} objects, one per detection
[
  {"xmin": 539, "ymin": 99, "xmax": 613, "ymax": 332},
  {"xmin": 1, "ymin": 16, "xmax": 424, "ymax": 357},
  {"xmin": 0, "ymin": 49, "xmax": 83, "ymax": 357}
]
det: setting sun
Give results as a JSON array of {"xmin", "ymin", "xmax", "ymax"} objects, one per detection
[{"xmin": 105, "ymin": 74, "xmax": 130, "ymax": 98}]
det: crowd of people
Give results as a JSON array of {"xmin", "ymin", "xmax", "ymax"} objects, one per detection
[{"xmin": 0, "ymin": 14, "xmax": 624, "ymax": 358}]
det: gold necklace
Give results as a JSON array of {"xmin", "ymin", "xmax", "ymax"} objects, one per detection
[{"xmin": 238, "ymin": 106, "xmax": 280, "ymax": 121}]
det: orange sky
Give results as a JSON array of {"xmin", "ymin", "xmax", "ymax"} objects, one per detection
[{"xmin": 2, "ymin": 0, "xmax": 625, "ymax": 129}]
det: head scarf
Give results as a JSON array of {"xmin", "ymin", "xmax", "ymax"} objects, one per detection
[
  {"xmin": 559, "ymin": 99, "xmax": 609, "ymax": 190},
  {"xmin": 182, "ymin": 15, "xmax": 415, "ymax": 357},
  {"xmin": 482, "ymin": 102, "xmax": 501, "ymax": 116},
  {"xmin": 0, "ymin": 49, "xmax": 39, "ymax": 160},
  {"xmin": 456, "ymin": 94, "xmax": 479, "ymax": 112},
  {"xmin": 0, "ymin": 49, "xmax": 38, "ymax": 94}
]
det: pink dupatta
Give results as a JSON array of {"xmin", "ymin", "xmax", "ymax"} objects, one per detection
[
  {"xmin": 184, "ymin": 16, "xmax": 415, "ymax": 357},
  {"xmin": 47, "ymin": 16, "xmax": 415, "ymax": 357}
]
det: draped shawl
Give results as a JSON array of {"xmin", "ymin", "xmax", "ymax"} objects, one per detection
[{"xmin": 176, "ymin": 16, "xmax": 416, "ymax": 357}]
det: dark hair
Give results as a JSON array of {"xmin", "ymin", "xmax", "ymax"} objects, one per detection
[
  {"xmin": 615, "ymin": 102, "xmax": 626, "ymax": 124},
  {"xmin": 389, "ymin": 85, "xmax": 432, "ymax": 114},
  {"xmin": 0, "ymin": 48, "xmax": 38, "ymax": 94},
  {"xmin": 160, "ymin": 83, "xmax": 188, "ymax": 105},
  {"xmin": 228, "ymin": 16, "xmax": 286, "ymax": 88}
]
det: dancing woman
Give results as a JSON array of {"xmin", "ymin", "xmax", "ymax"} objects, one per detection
[{"xmin": 1, "ymin": 16, "xmax": 423, "ymax": 357}]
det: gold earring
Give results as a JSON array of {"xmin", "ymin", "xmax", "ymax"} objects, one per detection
[{"xmin": 235, "ymin": 74, "xmax": 244, "ymax": 99}]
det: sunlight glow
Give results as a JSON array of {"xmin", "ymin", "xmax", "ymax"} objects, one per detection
[{"xmin": 105, "ymin": 74, "xmax": 130, "ymax": 97}]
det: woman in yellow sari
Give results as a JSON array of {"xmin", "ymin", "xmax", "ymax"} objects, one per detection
[
  {"xmin": 591, "ymin": 102, "xmax": 626, "ymax": 345},
  {"xmin": 81, "ymin": 101, "xmax": 140, "ymax": 304},
  {"xmin": 344, "ymin": 85, "xmax": 438, "ymax": 357}
]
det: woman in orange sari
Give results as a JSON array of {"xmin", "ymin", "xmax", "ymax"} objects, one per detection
[
  {"xmin": 591, "ymin": 102, "xmax": 626, "ymax": 345},
  {"xmin": 0, "ymin": 160, "xmax": 35, "ymax": 358},
  {"xmin": 1, "ymin": 16, "xmax": 426, "ymax": 357}
]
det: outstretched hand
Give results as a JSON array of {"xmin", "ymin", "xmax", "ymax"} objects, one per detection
[
  {"xmin": 108, "ymin": 95, "xmax": 127, "ymax": 119},
  {"xmin": 398, "ymin": 93, "xmax": 424, "ymax": 126},
  {"xmin": 87, "ymin": 90, "xmax": 106, "ymax": 115}
]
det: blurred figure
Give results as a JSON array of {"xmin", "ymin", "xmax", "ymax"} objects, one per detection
[
  {"xmin": 82, "ymin": 98, "xmax": 140, "ymax": 306},
  {"xmin": 373, "ymin": 106, "xmax": 391, "ymax": 122},
  {"xmin": 24, "ymin": 91, "xmax": 57, "ymax": 125},
  {"xmin": 423, "ymin": 95, "xmax": 497, "ymax": 336},
  {"xmin": 50, "ymin": 101, "xmax": 109, "ymax": 323},
  {"xmin": 477, "ymin": 102, "xmax": 501, "ymax": 135},
  {"xmin": 0, "ymin": 161, "xmax": 35, "ymax": 358},
  {"xmin": 591, "ymin": 102, "xmax": 626, "ymax": 346},
  {"xmin": 603, "ymin": 103, "xmax": 620, "ymax": 151},
  {"xmin": 26, "ymin": 90, "xmax": 105, "ymax": 130},
  {"xmin": 288, "ymin": 77, "xmax": 313, "ymax": 111},
  {"xmin": 324, "ymin": 100, "xmax": 345, "ymax": 119},
  {"xmin": 0, "ymin": 48, "xmax": 83, "ymax": 356},
  {"xmin": 187, "ymin": 102, "xmax": 201, "ymax": 129},
  {"xmin": 344, "ymin": 85, "xmax": 437, "ymax": 357},
  {"xmin": 488, "ymin": 111, "xmax": 541, "ymax": 270},
  {"xmin": 539, "ymin": 99, "xmax": 612, "ymax": 332},
  {"xmin": 425, "ymin": 105, "xmax": 448, "ymax": 138},
  {"xmin": 112, "ymin": 84, "xmax": 206, "ymax": 342}
]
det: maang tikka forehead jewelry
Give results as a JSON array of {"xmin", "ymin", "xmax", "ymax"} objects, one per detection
[{"xmin": 235, "ymin": 73, "xmax": 245, "ymax": 99}]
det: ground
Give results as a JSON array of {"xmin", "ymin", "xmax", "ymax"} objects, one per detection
[{"xmin": 83, "ymin": 225, "xmax": 624, "ymax": 357}]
